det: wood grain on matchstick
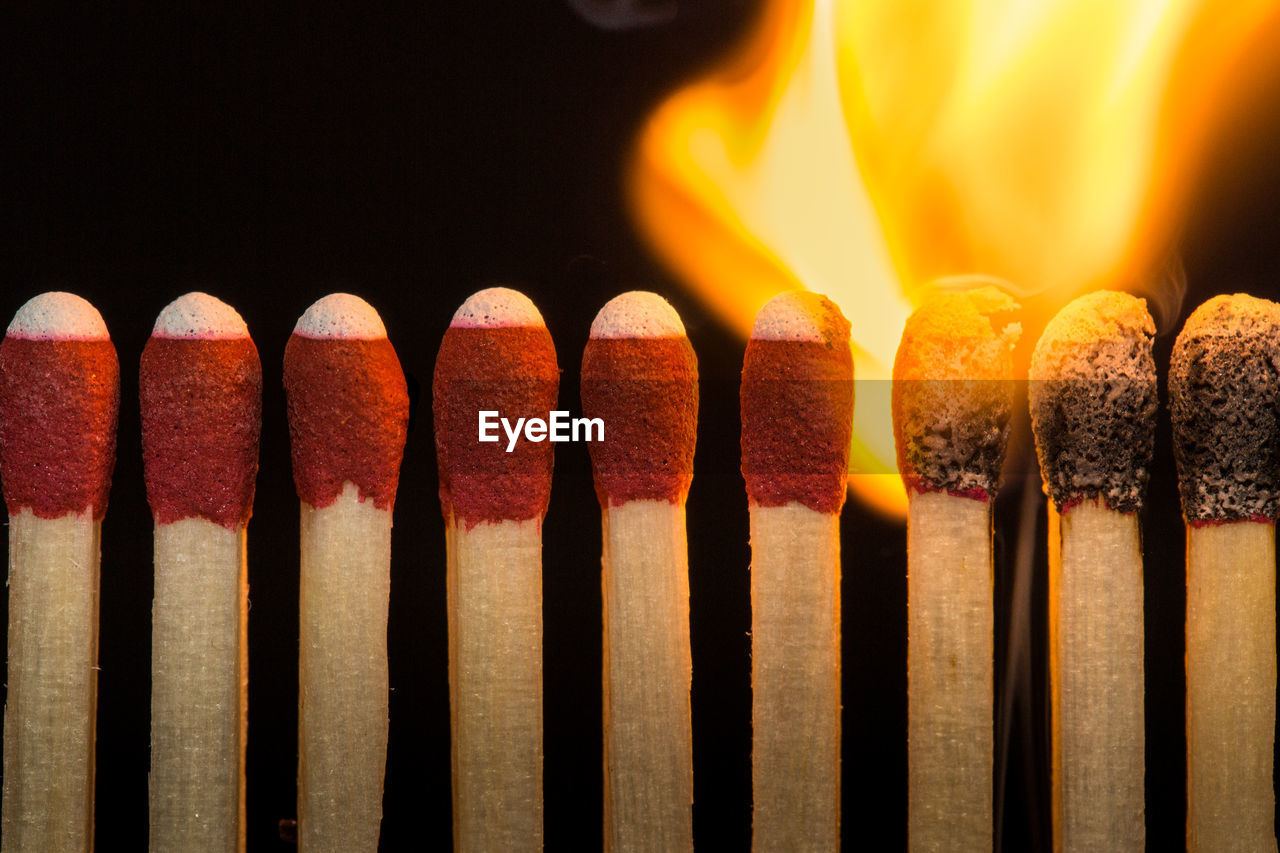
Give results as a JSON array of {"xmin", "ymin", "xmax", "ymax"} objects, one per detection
[
  {"xmin": 434, "ymin": 287, "xmax": 558, "ymax": 852},
  {"xmin": 285, "ymin": 293, "xmax": 409, "ymax": 852},
  {"xmin": 0, "ymin": 292, "xmax": 119, "ymax": 853}
]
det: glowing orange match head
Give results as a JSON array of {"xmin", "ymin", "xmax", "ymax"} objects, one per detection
[{"xmin": 892, "ymin": 286, "xmax": 1020, "ymax": 500}]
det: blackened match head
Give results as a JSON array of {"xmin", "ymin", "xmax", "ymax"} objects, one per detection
[
  {"xmin": 1029, "ymin": 291, "xmax": 1157, "ymax": 513},
  {"xmin": 1170, "ymin": 293, "xmax": 1280, "ymax": 523},
  {"xmin": 433, "ymin": 287, "xmax": 560, "ymax": 526},
  {"xmin": 0, "ymin": 292, "xmax": 120, "ymax": 519},
  {"xmin": 581, "ymin": 291, "xmax": 698, "ymax": 506},
  {"xmin": 740, "ymin": 291, "xmax": 854, "ymax": 513},
  {"xmin": 892, "ymin": 286, "xmax": 1021, "ymax": 499}
]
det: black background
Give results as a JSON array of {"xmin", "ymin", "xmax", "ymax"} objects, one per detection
[{"xmin": 2, "ymin": 2, "xmax": 1280, "ymax": 850}]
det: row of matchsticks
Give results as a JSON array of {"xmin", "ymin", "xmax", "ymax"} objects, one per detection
[{"xmin": 0, "ymin": 283, "xmax": 1273, "ymax": 851}]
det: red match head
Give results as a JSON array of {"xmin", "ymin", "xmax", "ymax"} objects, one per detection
[
  {"xmin": 740, "ymin": 291, "xmax": 854, "ymax": 514},
  {"xmin": 0, "ymin": 292, "xmax": 120, "ymax": 520},
  {"xmin": 433, "ymin": 287, "xmax": 559, "ymax": 527},
  {"xmin": 140, "ymin": 292, "xmax": 263, "ymax": 528},
  {"xmin": 283, "ymin": 294, "xmax": 409, "ymax": 510},
  {"xmin": 581, "ymin": 292, "xmax": 698, "ymax": 507}
]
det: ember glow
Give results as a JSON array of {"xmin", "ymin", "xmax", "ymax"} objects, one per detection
[{"xmin": 629, "ymin": 0, "xmax": 1280, "ymax": 517}]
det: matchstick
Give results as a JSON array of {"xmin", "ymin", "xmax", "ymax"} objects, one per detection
[
  {"xmin": 284, "ymin": 293, "xmax": 409, "ymax": 852},
  {"xmin": 1169, "ymin": 293, "xmax": 1280, "ymax": 852},
  {"xmin": 581, "ymin": 292, "xmax": 698, "ymax": 852},
  {"xmin": 1029, "ymin": 291, "xmax": 1155, "ymax": 851},
  {"xmin": 740, "ymin": 291, "xmax": 853, "ymax": 851},
  {"xmin": 433, "ymin": 287, "xmax": 559, "ymax": 852},
  {"xmin": 892, "ymin": 286, "xmax": 1020, "ymax": 852},
  {"xmin": 0, "ymin": 292, "xmax": 119, "ymax": 852},
  {"xmin": 141, "ymin": 292, "xmax": 262, "ymax": 852}
]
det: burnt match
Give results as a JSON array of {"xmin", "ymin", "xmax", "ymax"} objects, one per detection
[
  {"xmin": 141, "ymin": 292, "xmax": 262, "ymax": 851},
  {"xmin": 1029, "ymin": 290, "xmax": 1155, "ymax": 851},
  {"xmin": 581, "ymin": 291, "xmax": 698, "ymax": 852},
  {"xmin": 892, "ymin": 286, "xmax": 1019, "ymax": 851},
  {"xmin": 284, "ymin": 293, "xmax": 409, "ymax": 851},
  {"xmin": 0, "ymin": 292, "xmax": 120, "ymax": 850},
  {"xmin": 1170, "ymin": 293, "xmax": 1280, "ymax": 852},
  {"xmin": 433, "ymin": 286, "xmax": 559, "ymax": 852},
  {"xmin": 741, "ymin": 290, "xmax": 853, "ymax": 851}
]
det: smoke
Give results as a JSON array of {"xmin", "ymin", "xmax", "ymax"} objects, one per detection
[
  {"xmin": 566, "ymin": 0, "xmax": 677, "ymax": 30},
  {"xmin": 1127, "ymin": 249, "xmax": 1188, "ymax": 337}
]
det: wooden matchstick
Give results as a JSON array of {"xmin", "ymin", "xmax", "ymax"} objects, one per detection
[
  {"xmin": 1169, "ymin": 293, "xmax": 1280, "ymax": 852},
  {"xmin": 284, "ymin": 293, "xmax": 409, "ymax": 852},
  {"xmin": 433, "ymin": 287, "xmax": 559, "ymax": 852},
  {"xmin": 892, "ymin": 286, "xmax": 1020, "ymax": 851},
  {"xmin": 141, "ymin": 292, "xmax": 261, "ymax": 852},
  {"xmin": 740, "ymin": 291, "xmax": 853, "ymax": 851},
  {"xmin": 581, "ymin": 291, "xmax": 698, "ymax": 852},
  {"xmin": 0, "ymin": 292, "xmax": 119, "ymax": 852},
  {"xmin": 1029, "ymin": 291, "xmax": 1155, "ymax": 851}
]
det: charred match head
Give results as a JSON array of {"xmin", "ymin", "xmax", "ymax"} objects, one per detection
[
  {"xmin": 1170, "ymin": 293, "xmax": 1280, "ymax": 523},
  {"xmin": 581, "ymin": 291, "xmax": 698, "ymax": 506},
  {"xmin": 141, "ymin": 292, "xmax": 263, "ymax": 527},
  {"xmin": 433, "ymin": 287, "xmax": 559, "ymax": 527},
  {"xmin": 1029, "ymin": 291, "xmax": 1157, "ymax": 513},
  {"xmin": 740, "ymin": 291, "xmax": 853, "ymax": 514},
  {"xmin": 0, "ymin": 292, "xmax": 120, "ymax": 519},
  {"xmin": 283, "ymin": 293, "xmax": 409, "ymax": 510},
  {"xmin": 892, "ymin": 287, "xmax": 1021, "ymax": 500}
]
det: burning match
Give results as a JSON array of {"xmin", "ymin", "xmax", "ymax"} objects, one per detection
[
  {"xmin": 284, "ymin": 293, "xmax": 409, "ymax": 851},
  {"xmin": 1029, "ymin": 290, "xmax": 1155, "ymax": 851},
  {"xmin": 580, "ymin": 291, "xmax": 698, "ymax": 852},
  {"xmin": 433, "ymin": 286, "xmax": 559, "ymax": 851},
  {"xmin": 1170, "ymin": 293, "xmax": 1280, "ymax": 852},
  {"xmin": 892, "ymin": 286, "xmax": 1019, "ymax": 851},
  {"xmin": 0, "ymin": 292, "xmax": 119, "ymax": 851},
  {"xmin": 740, "ymin": 290, "xmax": 852, "ymax": 851},
  {"xmin": 141, "ymin": 292, "xmax": 261, "ymax": 851}
]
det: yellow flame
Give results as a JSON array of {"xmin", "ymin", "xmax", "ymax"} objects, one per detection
[{"xmin": 630, "ymin": 0, "xmax": 1280, "ymax": 518}]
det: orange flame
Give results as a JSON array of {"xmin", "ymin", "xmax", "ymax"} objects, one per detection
[{"xmin": 629, "ymin": 0, "xmax": 1280, "ymax": 518}]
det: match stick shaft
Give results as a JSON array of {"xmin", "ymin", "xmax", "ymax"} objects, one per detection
[
  {"xmin": 1049, "ymin": 501, "xmax": 1144, "ymax": 851},
  {"xmin": 298, "ymin": 483, "xmax": 390, "ymax": 852},
  {"xmin": 750, "ymin": 503, "xmax": 840, "ymax": 852},
  {"xmin": 2, "ymin": 510, "xmax": 99, "ymax": 853},
  {"xmin": 602, "ymin": 500, "xmax": 693, "ymax": 852},
  {"xmin": 149, "ymin": 518, "xmax": 246, "ymax": 853},
  {"xmin": 907, "ymin": 490, "xmax": 992, "ymax": 852},
  {"xmin": 1186, "ymin": 521, "xmax": 1276, "ymax": 852},
  {"xmin": 447, "ymin": 517, "xmax": 543, "ymax": 852}
]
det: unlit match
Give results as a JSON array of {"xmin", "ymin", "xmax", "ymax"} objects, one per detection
[
  {"xmin": 284, "ymin": 293, "xmax": 409, "ymax": 852},
  {"xmin": 1029, "ymin": 290, "xmax": 1155, "ymax": 851},
  {"xmin": 741, "ymin": 291, "xmax": 853, "ymax": 852},
  {"xmin": 581, "ymin": 291, "xmax": 698, "ymax": 852},
  {"xmin": 1170, "ymin": 293, "xmax": 1280, "ymax": 852},
  {"xmin": 892, "ymin": 286, "xmax": 1020, "ymax": 852},
  {"xmin": 433, "ymin": 286, "xmax": 559, "ymax": 852},
  {"xmin": 0, "ymin": 292, "xmax": 120, "ymax": 852}
]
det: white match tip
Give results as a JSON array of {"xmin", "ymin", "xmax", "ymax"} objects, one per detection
[
  {"xmin": 590, "ymin": 291, "xmax": 685, "ymax": 339},
  {"xmin": 7, "ymin": 291, "xmax": 109, "ymax": 341},
  {"xmin": 750, "ymin": 291, "xmax": 836, "ymax": 342},
  {"xmin": 450, "ymin": 287, "xmax": 545, "ymax": 328},
  {"xmin": 152, "ymin": 292, "xmax": 249, "ymax": 339},
  {"xmin": 293, "ymin": 293, "xmax": 387, "ymax": 340}
]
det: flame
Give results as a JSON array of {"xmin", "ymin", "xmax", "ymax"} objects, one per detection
[{"xmin": 629, "ymin": 0, "xmax": 1280, "ymax": 518}]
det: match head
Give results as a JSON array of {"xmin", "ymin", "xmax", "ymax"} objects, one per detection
[
  {"xmin": 141, "ymin": 293, "xmax": 262, "ymax": 528},
  {"xmin": 0, "ymin": 292, "xmax": 119, "ymax": 519},
  {"xmin": 283, "ymin": 294, "xmax": 409, "ymax": 511},
  {"xmin": 1029, "ymin": 291, "xmax": 1157, "ymax": 513},
  {"xmin": 581, "ymin": 292, "xmax": 698, "ymax": 506},
  {"xmin": 740, "ymin": 291, "xmax": 853, "ymax": 514},
  {"xmin": 892, "ymin": 287, "xmax": 1021, "ymax": 500},
  {"xmin": 1170, "ymin": 293, "xmax": 1280, "ymax": 523},
  {"xmin": 434, "ymin": 287, "xmax": 559, "ymax": 527}
]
